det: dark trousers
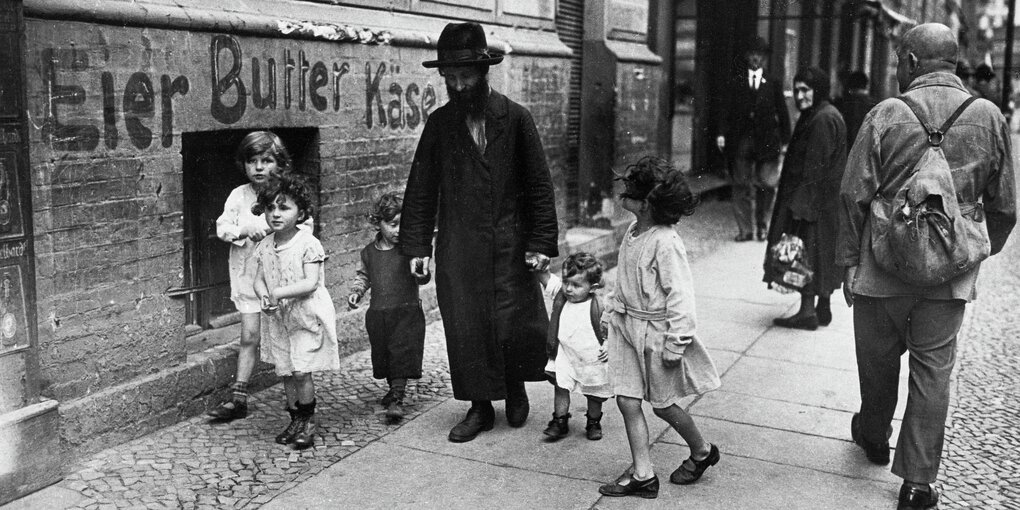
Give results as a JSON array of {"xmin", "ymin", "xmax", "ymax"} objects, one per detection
[
  {"xmin": 367, "ymin": 304, "xmax": 426, "ymax": 381},
  {"xmin": 731, "ymin": 137, "xmax": 780, "ymax": 236},
  {"xmin": 853, "ymin": 295, "xmax": 966, "ymax": 483}
]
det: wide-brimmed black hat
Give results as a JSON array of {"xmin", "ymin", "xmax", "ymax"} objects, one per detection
[{"xmin": 422, "ymin": 22, "xmax": 504, "ymax": 68}]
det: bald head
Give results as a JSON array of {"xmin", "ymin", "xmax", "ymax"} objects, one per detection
[
  {"xmin": 897, "ymin": 23, "xmax": 958, "ymax": 89},
  {"xmin": 901, "ymin": 23, "xmax": 958, "ymax": 68}
]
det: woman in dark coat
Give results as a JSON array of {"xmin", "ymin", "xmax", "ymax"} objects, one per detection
[{"xmin": 765, "ymin": 66, "xmax": 847, "ymax": 330}]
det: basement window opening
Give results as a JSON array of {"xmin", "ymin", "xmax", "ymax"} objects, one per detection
[{"xmin": 180, "ymin": 128, "xmax": 320, "ymax": 350}]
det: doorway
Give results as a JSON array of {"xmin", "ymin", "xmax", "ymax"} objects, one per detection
[{"xmin": 180, "ymin": 128, "xmax": 319, "ymax": 331}]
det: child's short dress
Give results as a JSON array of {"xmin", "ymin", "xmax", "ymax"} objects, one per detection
[
  {"xmin": 255, "ymin": 229, "xmax": 340, "ymax": 376},
  {"xmin": 216, "ymin": 183, "xmax": 268, "ymax": 314},
  {"xmin": 542, "ymin": 275, "xmax": 613, "ymax": 399},
  {"xmin": 350, "ymin": 239, "xmax": 429, "ymax": 380},
  {"xmin": 216, "ymin": 183, "xmax": 313, "ymax": 314},
  {"xmin": 604, "ymin": 223, "xmax": 720, "ymax": 408}
]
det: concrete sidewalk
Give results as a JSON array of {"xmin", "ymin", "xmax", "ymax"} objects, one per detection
[{"xmin": 260, "ymin": 240, "xmax": 908, "ymax": 510}]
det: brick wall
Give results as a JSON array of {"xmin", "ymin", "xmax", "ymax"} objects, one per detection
[{"xmin": 24, "ymin": 20, "xmax": 570, "ymax": 409}]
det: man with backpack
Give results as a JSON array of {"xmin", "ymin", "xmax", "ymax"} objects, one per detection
[{"xmin": 836, "ymin": 23, "xmax": 1016, "ymax": 510}]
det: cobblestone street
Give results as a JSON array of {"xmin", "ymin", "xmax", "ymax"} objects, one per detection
[
  {"xmin": 46, "ymin": 318, "xmax": 453, "ymax": 510},
  {"xmin": 941, "ymin": 196, "xmax": 1020, "ymax": 509},
  {"xmin": 6, "ymin": 196, "xmax": 1020, "ymax": 509}
]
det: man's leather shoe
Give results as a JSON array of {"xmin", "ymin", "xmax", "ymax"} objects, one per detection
[
  {"xmin": 598, "ymin": 473, "xmax": 659, "ymax": 499},
  {"xmin": 734, "ymin": 233, "xmax": 754, "ymax": 242},
  {"xmin": 773, "ymin": 314, "xmax": 819, "ymax": 331},
  {"xmin": 756, "ymin": 230, "xmax": 768, "ymax": 242},
  {"xmin": 897, "ymin": 484, "xmax": 939, "ymax": 509},
  {"xmin": 448, "ymin": 404, "xmax": 495, "ymax": 443},
  {"xmin": 505, "ymin": 382, "xmax": 529, "ymax": 427},
  {"xmin": 851, "ymin": 413, "xmax": 891, "ymax": 465}
]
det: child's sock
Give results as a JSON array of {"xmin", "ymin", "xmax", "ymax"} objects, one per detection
[{"xmin": 231, "ymin": 381, "xmax": 249, "ymax": 404}]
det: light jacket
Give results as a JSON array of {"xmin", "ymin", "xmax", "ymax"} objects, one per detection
[{"xmin": 836, "ymin": 72, "xmax": 1016, "ymax": 300}]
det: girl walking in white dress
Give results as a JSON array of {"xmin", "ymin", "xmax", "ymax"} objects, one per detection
[{"xmin": 252, "ymin": 174, "xmax": 339, "ymax": 449}]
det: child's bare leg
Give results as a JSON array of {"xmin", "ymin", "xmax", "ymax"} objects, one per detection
[
  {"xmin": 617, "ymin": 396, "xmax": 654, "ymax": 480},
  {"xmin": 282, "ymin": 375, "xmax": 298, "ymax": 408},
  {"xmin": 653, "ymin": 404, "xmax": 711, "ymax": 458},
  {"xmin": 293, "ymin": 372, "xmax": 315, "ymax": 404},
  {"xmin": 553, "ymin": 386, "xmax": 571, "ymax": 417},
  {"xmin": 235, "ymin": 313, "xmax": 260, "ymax": 384}
]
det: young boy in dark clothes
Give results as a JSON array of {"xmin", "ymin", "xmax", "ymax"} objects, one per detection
[{"xmin": 348, "ymin": 192, "xmax": 431, "ymax": 420}]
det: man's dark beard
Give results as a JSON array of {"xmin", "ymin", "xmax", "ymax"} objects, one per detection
[{"xmin": 447, "ymin": 76, "xmax": 489, "ymax": 117}]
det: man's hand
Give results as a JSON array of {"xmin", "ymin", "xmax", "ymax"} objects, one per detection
[
  {"xmin": 597, "ymin": 346, "xmax": 609, "ymax": 363},
  {"xmin": 347, "ymin": 293, "xmax": 361, "ymax": 310},
  {"xmin": 410, "ymin": 256, "xmax": 431, "ymax": 279},
  {"xmin": 716, "ymin": 135, "xmax": 726, "ymax": 151},
  {"xmin": 843, "ymin": 266, "xmax": 858, "ymax": 307},
  {"xmin": 525, "ymin": 251, "xmax": 550, "ymax": 272}
]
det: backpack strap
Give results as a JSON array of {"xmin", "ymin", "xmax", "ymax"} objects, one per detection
[
  {"xmin": 875, "ymin": 95, "xmax": 978, "ymax": 194},
  {"xmin": 896, "ymin": 95, "xmax": 978, "ymax": 147}
]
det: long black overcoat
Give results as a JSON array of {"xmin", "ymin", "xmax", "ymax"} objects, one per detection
[
  {"xmin": 400, "ymin": 90, "xmax": 559, "ymax": 401},
  {"xmin": 764, "ymin": 100, "xmax": 847, "ymax": 294}
]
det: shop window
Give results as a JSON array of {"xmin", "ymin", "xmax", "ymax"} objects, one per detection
[{"xmin": 179, "ymin": 128, "xmax": 319, "ymax": 334}]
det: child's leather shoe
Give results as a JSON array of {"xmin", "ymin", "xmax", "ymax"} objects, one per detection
[
  {"xmin": 598, "ymin": 473, "xmax": 659, "ymax": 499},
  {"xmin": 585, "ymin": 413, "xmax": 603, "ymax": 440},
  {"xmin": 275, "ymin": 407, "xmax": 300, "ymax": 444},
  {"xmin": 207, "ymin": 400, "xmax": 248, "ymax": 421},
  {"xmin": 670, "ymin": 443, "xmax": 720, "ymax": 485},
  {"xmin": 542, "ymin": 413, "xmax": 570, "ymax": 441}
]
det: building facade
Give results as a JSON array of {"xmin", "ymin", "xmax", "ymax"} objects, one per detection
[
  {"xmin": 666, "ymin": 0, "xmax": 966, "ymax": 179},
  {"xmin": 0, "ymin": 0, "xmax": 664, "ymax": 503}
]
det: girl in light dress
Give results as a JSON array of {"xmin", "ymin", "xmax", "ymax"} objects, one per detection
[
  {"xmin": 209, "ymin": 131, "xmax": 307, "ymax": 422},
  {"xmin": 252, "ymin": 174, "xmax": 339, "ymax": 449},
  {"xmin": 598, "ymin": 156, "xmax": 722, "ymax": 499}
]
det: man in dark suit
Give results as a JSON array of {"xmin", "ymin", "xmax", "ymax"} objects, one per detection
[{"xmin": 717, "ymin": 36, "xmax": 791, "ymax": 242}]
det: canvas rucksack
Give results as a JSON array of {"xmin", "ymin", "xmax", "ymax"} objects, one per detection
[{"xmin": 869, "ymin": 95, "xmax": 991, "ymax": 286}]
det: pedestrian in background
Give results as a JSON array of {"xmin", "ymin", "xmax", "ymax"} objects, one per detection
[
  {"xmin": 837, "ymin": 24, "xmax": 1016, "ymax": 510},
  {"xmin": 253, "ymin": 174, "xmax": 340, "ymax": 449},
  {"xmin": 535, "ymin": 252, "xmax": 612, "ymax": 442},
  {"xmin": 833, "ymin": 70, "xmax": 877, "ymax": 150},
  {"xmin": 765, "ymin": 66, "xmax": 847, "ymax": 330},
  {"xmin": 401, "ymin": 22, "xmax": 559, "ymax": 443},
  {"xmin": 598, "ymin": 157, "xmax": 721, "ymax": 500},
  {"xmin": 717, "ymin": 36, "xmax": 791, "ymax": 242},
  {"xmin": 348, "ymin": 192, "xmax": 430, "ymax": 421},
  {"xmin": 208, "ymin": 131, "xmax": 311, "ymax": 422},
  {"xmin": 973, "ymin": 62, "xmax": 1002, "ymax": 108}
]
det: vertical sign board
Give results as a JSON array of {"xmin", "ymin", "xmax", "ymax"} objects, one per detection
[{"xmin": 0, "ymin": 0, "xmax": 36, "ymax": 361}]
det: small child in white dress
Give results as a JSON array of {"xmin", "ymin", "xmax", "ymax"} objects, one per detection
[
  {"xmin": 252, "ymin": 174, "xmax": 339, "ymax": 449},
  {"xmin": 537, "ymin": 252, "xmax": 613, "ymax": 442}
]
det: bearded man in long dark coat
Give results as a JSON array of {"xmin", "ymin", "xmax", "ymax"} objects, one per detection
[{"xmin": 400, "ymin": 22, "xmax": 559, "ymax": 443}]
